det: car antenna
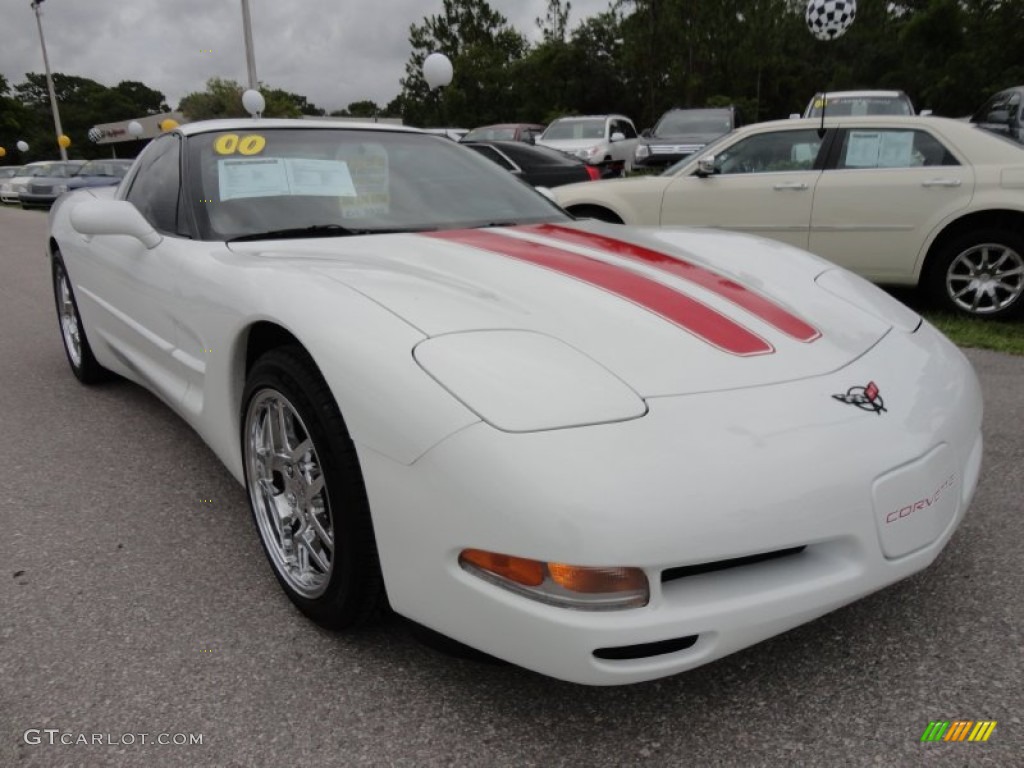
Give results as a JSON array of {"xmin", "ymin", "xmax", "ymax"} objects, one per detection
[{"xmin": 818, "ymin": 91, "xmax": 827, "ymax": 139}]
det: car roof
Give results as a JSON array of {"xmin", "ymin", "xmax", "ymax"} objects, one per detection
[
  {"xmin": 744, "ymin": 115, "xmax": 950, "ymax": 130},
  {"xmin": 550, "ymin": 115, "xmax": 631, "ymax": 121},
  {"xmin": 470, "ymin": 123, "xmax": 545, "ymax": 129},
  {"xmin": 816, "ymin": 90, "xmax": 908, "ymax": 98},
  {"xmin": 174, "ymin": 118, "xmax": 423, "ymax": 137}
]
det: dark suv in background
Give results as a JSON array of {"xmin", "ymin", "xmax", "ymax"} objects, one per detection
[{"xmin": 633, "ymin": 107, "xmax": 738, "ymax": 169}]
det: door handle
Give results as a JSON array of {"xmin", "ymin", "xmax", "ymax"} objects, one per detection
[
  {"xmin": 772, "ymin": 182, "xmax": 808, "ymax": 191},
  {"xmin": 921, "ymin": 178, "xmax": 962, "ymax": 188}
]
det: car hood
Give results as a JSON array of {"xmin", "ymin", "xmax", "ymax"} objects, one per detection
[
  {"xmin": 67, "ymin": 176, "xmax": 122, "ymax": 189},
  {"xmin": 537, "ymin": 139, "xmax": 604, "ymax": 152},
  {"xmin": 228, "ymin": 223, "xmax": 898, "ymax": 397},
  {"xmin": 648, "ymin": 132, "xmax": 723, "ymax": 144}
]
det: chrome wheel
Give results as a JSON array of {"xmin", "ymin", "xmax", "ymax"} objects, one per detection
[
  {"xmin": 245, "ymin": 389, "xmax": 333, "ymax": 598},
  {"xmin": 57, "ymin": 266, "xmax": 83, "ymax": 368},
  {"xmin": 946, "ymin": 242, "xmax": 1024, "ymax": 315}
]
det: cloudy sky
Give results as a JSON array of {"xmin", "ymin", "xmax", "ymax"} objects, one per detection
[{"xmin": 1, "ymin": 0, "xmax": 612, "ymax": 115}]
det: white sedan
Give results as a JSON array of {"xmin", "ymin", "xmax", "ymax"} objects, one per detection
[
  {"xmin": 554, "ymin": 115, "xmax": 1024, "ymax": 318},
  {"xmin": 48, "ymin": 118, "xmax": 983, "ymax": 685}
]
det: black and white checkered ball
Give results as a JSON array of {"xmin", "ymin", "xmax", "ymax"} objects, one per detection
[
  {"xmin": 87, "ymin": 126, "xmax": 102, "ymax": 143},
  {"xmin": 805, "ymin": 0, "xmax": 856, "ymax": 41}
]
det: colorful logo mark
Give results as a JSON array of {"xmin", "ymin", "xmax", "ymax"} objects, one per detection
[{"xmin": 920, "ymin": 720, "xmax": 997, "ymax": 742}]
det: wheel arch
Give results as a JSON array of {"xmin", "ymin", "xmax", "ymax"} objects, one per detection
[
  {"xmin": 921, "ymin": 209, "xmax": 1024, "ymax": 283},
  {"xmin": 225, "ymin": 311, "xmax": 478, "ymax": 474},
  {"xmin": 566, "ymin": 203, "xmax": 626, "ymax": 224}
]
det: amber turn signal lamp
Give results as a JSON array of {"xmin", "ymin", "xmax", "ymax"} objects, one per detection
[
  {"xmin": 459, "ymin": 549, "xmax": 649, "ymax": 610},
  {"xmin": 547, "ymin": 563, "xmax": 647, "ymax": 594},
  {"xmin": 459, "ymin": 549, "xmax": 545, "ymax": 587}
]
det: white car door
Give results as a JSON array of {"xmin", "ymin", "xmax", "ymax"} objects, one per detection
[
  {"xmin": 658, "ymin": 127, "xmax": 829, "ymax": 250},
  {"xmin": 609, "ymin": 118, "xmax": 640, "ymax": 165},
  {"xmin": 809, "ymin": 127, "xmax": 974, "ymax": 282},
  {"xmin": 71, "ymin": 135, "xmax": 193, "ymax": 405}
]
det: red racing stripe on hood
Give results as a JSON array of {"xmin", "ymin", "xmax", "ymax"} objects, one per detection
[
  {"xmin": 426, "ymin": 228, "xmax": 774, "ymax": 356},
  {"xmin": 528, "ymin": 224, "xmax": 821, "ymax": 343}
]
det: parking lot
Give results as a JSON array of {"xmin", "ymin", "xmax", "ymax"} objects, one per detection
[{"xmin": 1, "ymin": 204, "xmax": 1021, "ymax": 766}]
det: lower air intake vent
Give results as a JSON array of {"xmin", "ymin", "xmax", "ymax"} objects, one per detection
[
  {"xmin": 594, "ymin": 635, "xmax": 699, "ymax": 661},
  {"xmin": 661, "ymin": 546, "xmax": 806, "ymax": 584}
]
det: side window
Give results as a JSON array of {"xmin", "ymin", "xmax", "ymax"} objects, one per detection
[
  {"xmin": 1007, "ymin": 93, "xmax": 1021, "ymax": 122},
  {"xmin": 616, "ymin": 120, "xmax": 638, "ymax": 139},
  {"xmin": 713, "ymin": 129, "xmax": 824, "ymax": 175},
  {"xmin": 125, "ymin": 135, "xmax": 183, "ymax": 234},
  {"xmin": 836, "ymin": 129, "xmax": 959, "ymax": 169}
]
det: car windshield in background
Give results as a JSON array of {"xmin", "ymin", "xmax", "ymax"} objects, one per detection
[
  {"xmin": 187, "ymin": 128, "xmax": 568, "ymax": 241},
  {"xmin": 463, "ymin": 127, "xmax": 517, "ymax": 141},
  {"xmin": 807, "ymin": 97, "xmax": 913, "ymax": 118},
  {"xmin": 76, "ymin": 160, "xmax": 132, "ymax": 177},
  {"xmin": 541, "ymin": 119, "xmax": 605, "ymax": 140},
  {"xmin": 31, "ymin": 164, "xmax": 76, "ymax": 177},
  {"xmin": 656, "ymin": 112, "xmax": 732, "ymax": 135}
]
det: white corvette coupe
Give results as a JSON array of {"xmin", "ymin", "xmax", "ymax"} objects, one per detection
[{"xmin": 48, "ymin": 119, "xmax": 983, "ymax": 685}]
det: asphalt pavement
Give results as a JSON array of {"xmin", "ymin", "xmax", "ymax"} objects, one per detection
[{"xmin": 1, "ymin": 205, "xmax": 1021, "ymax": 767}]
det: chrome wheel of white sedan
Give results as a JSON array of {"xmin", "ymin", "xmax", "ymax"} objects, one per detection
[
  {"xmin": 934, "ymin": 229, "xmax": 1024, "ymax": 318},
  {"xmin": 241, "ymin": 347, "xmax": 385, "ymax": 628},
  {"xmin": 946, "ymin": 242, "xmax": 1024, "ymax": 316}
]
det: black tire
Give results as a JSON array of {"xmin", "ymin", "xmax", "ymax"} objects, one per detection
[
  {"xmin": 926, "ymin": 228, "xmax": 1024, "ymax": 318},
  {"xmin": 568, "ymin": 205, "xmax": 624, "ymax": 224},
  {"xmin": 241, "ymin": 346, "xmax": 386, "ymax": 629},
  {"xmin": 52, "ymin": 252, "xmax": 110, "ymax": 384}
]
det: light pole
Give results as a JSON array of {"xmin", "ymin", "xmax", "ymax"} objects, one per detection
[
  {"xmin": 30, "ymin": 0, "xmax": 67, "ymax": 161},
  {"xmin": 240, "ymin": 0, "xmax": 258, "ymax": 91}
]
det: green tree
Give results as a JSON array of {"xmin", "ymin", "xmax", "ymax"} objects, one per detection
[
  {"xmin": 330, "ymin": 100, "xmax": 381, "ymax": 118},
  {"xmin": 178, "ymin": 78, "xmax": 323, "ymax": 120},
  {"xmin": 397, "ymin": 0, "xmax": 529, "ymax": 127},
  {"xmin": 12, "ymin": 73, "xmax": 170, "ymax": 160}
]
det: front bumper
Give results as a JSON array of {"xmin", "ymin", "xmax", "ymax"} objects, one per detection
[
  {"xmin": 360, "ymin": 322, "xmax": 983, "ymax": 685},
  {"xmin": 19, "ymin": 191, "xmax": 60, "ymax": 207}
]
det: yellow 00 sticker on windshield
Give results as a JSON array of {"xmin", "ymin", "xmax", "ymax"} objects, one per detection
[
  {"xmin": 238, "ymin": 135, "xmax": 266, "ymax": 155},
  {"xmin": 214, "ymin": 134, "xmax": 266, "ymax": 155}
]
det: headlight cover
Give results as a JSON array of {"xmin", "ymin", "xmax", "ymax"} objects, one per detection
[{"xmin": 414, "ymin": 330, "xmax": 646, "ymax": 432}]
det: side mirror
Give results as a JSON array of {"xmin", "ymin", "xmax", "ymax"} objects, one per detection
[
  {"xmin": 610, "ymin": 132, "xmax": 626, "ymax": 142},
  {"xmin": 987, "ymin": 109, "xmax": 1011, "ymax": 124},
  {"xmin": 919, "ymin": 109, "xmax": 933, "ymax": 117},
  {"xmin": 640, "ymin": 128, "xmax": 651, "ymax": 138},
  {"xmin": 789, "ymin": 113, "xmax": 801, "ymax": 120},
  {"xmin": 70, "ymin": 199, "xmax": 162, "ymax": 249},
  {"xmin": 696, "ymin": 156, "xmax": 717, "ymax": 177}
]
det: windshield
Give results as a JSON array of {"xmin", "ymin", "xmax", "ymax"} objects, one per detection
[
  {"xmin": 541, "ymin": 119, "xmax": 605, "ymax": 141},
  {"xmin": 30, "ymin": 164, "xmax": 71, "ymax": 177},
  {"xmin": 463, "ymin": 126, "xmax": 517, "ymax": 141},
  {"xmin": 655, "ymin": 111, "xmax": 732, "ymax": 136},
  {"xmin": 76, "ymin": 160, "xmax": 131, "ymax": 177},
  {"xmin": 187, "ymin": 128, "xmax": 568, "ymax": 241}
]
